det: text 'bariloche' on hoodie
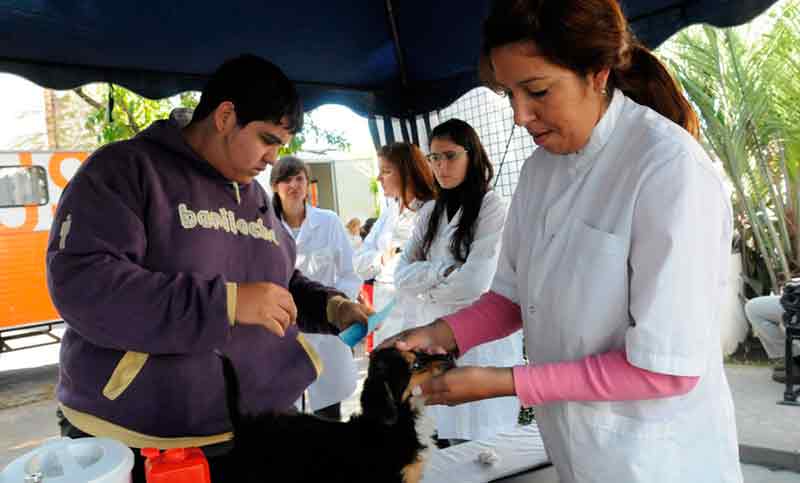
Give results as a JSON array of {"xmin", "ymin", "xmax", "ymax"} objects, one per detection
[{"xmin": 46, "ymin": 115, "xmax": 342, "ymax": 449}]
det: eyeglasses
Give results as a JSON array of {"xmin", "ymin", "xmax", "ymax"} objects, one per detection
[{"xmin": 426, "ymin": 149, "xmax": 468, "ymax": 163}]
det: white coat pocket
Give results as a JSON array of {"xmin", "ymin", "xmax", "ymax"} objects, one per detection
[
  {"xmin": 566, "ymin": 402, "xmax": 678, "ymax": 482},
  {"xmin": 547, "ymin": 219, "xmax": 628, "ymax": 359}
]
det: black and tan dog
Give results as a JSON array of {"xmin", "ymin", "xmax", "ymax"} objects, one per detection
[{"xmin": 219, "ymin": 347, "xmax": 455, "ymax": 483}]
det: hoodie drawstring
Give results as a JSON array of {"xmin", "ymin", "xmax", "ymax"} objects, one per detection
[{"xmin": 232, "ymin": 182, "xmax": 241, "ymax": 205}]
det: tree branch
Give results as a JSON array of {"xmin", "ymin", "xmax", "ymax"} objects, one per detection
[
  {"xmin": 119, "ymin": 99, "xmax": 141, "ymax": 133},
  {"xmin": 72, "ymin": 87, "xmax": 103, "ymax": 110}
]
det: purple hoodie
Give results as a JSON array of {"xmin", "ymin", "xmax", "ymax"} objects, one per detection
[{"xmin": 47, "ymin": 117, "xmax": 341, "ymax": 440}]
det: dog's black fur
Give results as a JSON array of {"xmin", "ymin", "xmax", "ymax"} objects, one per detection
[{"xmin": 219, "ymin": 348, "xmax": 454, "ymax": 483}]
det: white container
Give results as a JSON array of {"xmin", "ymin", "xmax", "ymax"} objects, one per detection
[{"xmin": 0, "ymin": 437, "xmax": 134, "ymax": 483}]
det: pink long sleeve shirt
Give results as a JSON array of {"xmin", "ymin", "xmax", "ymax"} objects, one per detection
[{"xmin": 442, "ymin": 291, "xmax": 699, "ymax": 407}]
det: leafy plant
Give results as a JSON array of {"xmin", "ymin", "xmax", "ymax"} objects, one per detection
[
  {"xmin": 369, "ymin": 177, "xmax": 381, "ymax": 217},
  {"xmin": 661, "ymin": 1, "xmax": 800, "ymax": 294},
  {"xmin": 281, "ymin": 118, "xmax": 351, "ymax": 156},
  {"xmin": 63, "ymin": 83, "xmax": 350, "ymax": 155},
  {"xmin": 75, "ymin": 84, "xmax": 193, "ymax": 146}
]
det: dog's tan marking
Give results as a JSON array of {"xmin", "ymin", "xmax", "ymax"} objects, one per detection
[
  {"xmin": 401, "ymin": 352, "xmax": 452, "ymax": 401},
  {"xmin": 401, "ymin": 456, "xmax": 426, "ymax": 483}
]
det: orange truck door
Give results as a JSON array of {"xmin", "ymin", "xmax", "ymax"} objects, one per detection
[{"xmin": 0, "ymin": 151, "xmax": 87, "ymax": 330}]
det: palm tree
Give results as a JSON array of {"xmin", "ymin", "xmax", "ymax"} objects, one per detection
[{"xmin": 660, "ymin": 1, "xmax": 800, "ymax": 295}]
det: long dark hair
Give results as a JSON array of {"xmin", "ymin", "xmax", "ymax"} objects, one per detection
[
  {"xmin": 270, "ymin": 155, "xmax": 311, "ymax": 220},
  {"xmin": 422, "ymin": 119, "xmax": 494, "ymax": 263},
  {"xmin": 480, "ymin": 0, "xmax": 699, "ymax": 138},
  {"xmin": 377, "ymin": 142, "xmax": 435, "ymax": 210}
]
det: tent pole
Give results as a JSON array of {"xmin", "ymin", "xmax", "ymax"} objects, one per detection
[{"xmin": 385, "ymin": 0, "xmax": 409, "ymax": 87}]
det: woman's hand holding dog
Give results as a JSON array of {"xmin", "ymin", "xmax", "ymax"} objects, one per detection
[
  {"xmin": 378, "ymin": 318, "xmax": 458, "ymax": 355},
  {"xmin": 235, "ymin": 282, "xmax": 297, "ymax": 337},
  {"xmin": 378, "ymin": 320, "xmax": 516, "ymax": 406},
  {"xmin": 419, "ymin": 366, "xmax": 515, "ymax": 406}
]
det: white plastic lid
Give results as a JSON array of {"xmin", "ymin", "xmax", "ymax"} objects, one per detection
[{"xmin": 0, "ymin": 437, "xmax": 134, "ymax": 483}]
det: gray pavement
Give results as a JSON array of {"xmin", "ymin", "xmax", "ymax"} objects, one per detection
[
  {"xmin": 0, "ymin": 398, "xmax": 59, "ymax": 466},
  {"xmin": 728, "ymin": 364, "xmax": 799, "ymax": 451},
  {"xmin": 727, "ymin": 364, "xmax": 800, "ymax": 472},
  {"xmin": 2, "ymin": 342, "xmax": 799, "ymax": 482},
  {"xmin": 0, "ymin": 364, "xmax": 57, "ymax": 410},
  {"xmin": 496, "ymin": 464, "xmax": 800, "ymax": 483}
]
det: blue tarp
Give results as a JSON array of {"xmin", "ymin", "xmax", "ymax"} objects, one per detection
[{"xmin": 0, "ymin": 0, "xmax": 778, "ymax": 117}]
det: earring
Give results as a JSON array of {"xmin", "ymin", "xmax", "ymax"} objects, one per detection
[{"xmin": 601, "ymin": 87, "xmax": 609, "ymax": 96}]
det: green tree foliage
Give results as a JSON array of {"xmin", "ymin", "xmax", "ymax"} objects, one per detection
[
  {"xmin": 281, "ymin": 118, "xmax": 350, "ymax": 156},
  {"xmin": 661, "ymin": 1, "xmax": 800, "ymax": 295},
  {"xmin": 70, "ymin": 84, "xmax": 349, "ymax": 154},
  {"xmin": 75, "ymin": 84, "xmax": 193, "ymax": 145},
  {"xmin": 369, "ymin": 177, "xmax": 381, "ymax": 217}
]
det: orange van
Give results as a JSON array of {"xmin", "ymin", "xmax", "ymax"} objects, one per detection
[{"xmin": 0, "ymin": 151, "xmax": 88, "ymax": 350}]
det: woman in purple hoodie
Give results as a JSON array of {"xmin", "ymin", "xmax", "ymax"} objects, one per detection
[{"xmin": 47, "ymin": 54, "xmax": 371, "ymax": 482}]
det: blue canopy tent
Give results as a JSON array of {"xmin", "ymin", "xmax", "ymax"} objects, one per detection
[
  {"xmin": 0, "ymin": 2, "xmax": 784, "ymax": 481},
  {"xmin": 0, "ymin": 0, "xmax": 779, "ymax": 119}
]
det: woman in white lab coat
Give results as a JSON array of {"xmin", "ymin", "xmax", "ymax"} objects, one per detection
[
  {"xmin": 394, "ymin": 119, "xmax": 523, "ymax": 442},
  {"xmin": 353, "ymin": 142, "xmax": 435, "ymax": 346},
  {"xmin": 271, "ymin": 156, "xmax": 361, "ymax": 420},
  {"xmin": 381, "ymin": 1, "xmax": 741, "ymax": 482}
]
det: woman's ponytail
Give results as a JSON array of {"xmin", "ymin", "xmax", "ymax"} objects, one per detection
[{"xmin": 611, "ymin": 42, "xmax": 699, "ymax": 138}]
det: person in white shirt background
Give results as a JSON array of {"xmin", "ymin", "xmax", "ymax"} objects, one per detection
[
  {"xmin": 271, "ymin": 155, "xmax": 362, "ymax": 420},
  {"xmin": 345, "ymin": 218, "xmax": 363, "ymax": 250},
  {"xmin": 744, "ymin": 294, "xmax": 800, "ymax": 383},
  {"xmin": 394, "ymin": 118, "xmax": 523, "ymax": 444},
  {"xmin": 354, "ymin": 142, "xmax": 435, "ymax": 346},
  {"xmin": 380, "ymin": 0, "xmax": 742, "ymax": 482}
]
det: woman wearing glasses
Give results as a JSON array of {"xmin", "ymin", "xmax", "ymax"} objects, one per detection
[
  {"xmin": 355, "ymin": 142, "xmax": 435, "ymax": 346},
  {"xmin": 394, "ymin": 119, "xmax": 523, "ymax": 443},
  {"xmin": 381, "ymin": 0, "xmax": 740, "ymax": 481}
]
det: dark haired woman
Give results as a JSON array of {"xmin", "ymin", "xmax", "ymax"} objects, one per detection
[
  {"xmin": 355, "ymin": 142, "xmax": 435, "ymax": 346},
  {"xmin": 382, "ymin": 1, "xmax": 740, "ymax": 481},
  {"xmin": 271, "ymin": 156, "xmax": 362, "ymax": 420},
  {"xmin": 394, "ymin": 119, "xmax": 522, "ymax": 443}
]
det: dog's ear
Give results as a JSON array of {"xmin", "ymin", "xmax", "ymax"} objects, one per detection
[
  {"xmin": 381, "ymin": 381, "xmax": 399, "ymax": 425},
  {"xmin": 360, "ymin": 357, "xmax": 401, "ymax": 425}
]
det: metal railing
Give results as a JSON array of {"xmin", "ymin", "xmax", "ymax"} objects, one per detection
[
  {"xmin": 0, "ymin": 321, "xmax": 63, "ymax": 353},
  {"xmin": 778, "ymin": 283, "xmax": 800, "ymax": 405}
]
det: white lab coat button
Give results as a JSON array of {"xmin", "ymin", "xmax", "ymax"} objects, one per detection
[{"xmin": 527, "ymin": 305, "xmax": 536, "ymax": 314}]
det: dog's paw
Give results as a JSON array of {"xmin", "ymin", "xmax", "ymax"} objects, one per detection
[{"xmin": 477, "ymin": 449, "xmax": 500, "ymax": 466}]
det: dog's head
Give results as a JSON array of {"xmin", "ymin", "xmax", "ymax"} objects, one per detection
[{"xmin": 360, "ymin": 348, "xmax": 455, "ymax": 425}]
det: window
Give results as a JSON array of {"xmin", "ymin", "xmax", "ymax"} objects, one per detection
[{"xmin": 0, "ymin": 166, "xmax": 49, "ymax": 208}]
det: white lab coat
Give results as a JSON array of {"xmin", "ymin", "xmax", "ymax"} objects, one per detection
[
  {"xmin": 354, "ymin": 196, "xmax": 399, "ymax": 281},
  {"xmin": 284, "ymin": 206, "xmax": 361, "ymax": 412},
  {"xmin": 394, "ymin": 190, "xmax": 523, "ymax": 440},
  {"xmin": 355, "ymin": 197, "xmax": 426, "ymax": 346},
  {"xmin": 347, "ymin": 233, "xmax": 363, "ymax": 250},
  {"xmin": 494, "ymin": 91, "xmax": 741, "ymax": 483}
]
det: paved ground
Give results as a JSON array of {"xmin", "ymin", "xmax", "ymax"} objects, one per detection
[
  {"xmin": 496, "ymin": 464, "xmax": 800, "ymax": 483},
  {"xmin": 2, "ymin": 340, "xmax": 798, "ymax": 482},
  {"xmin": 727, "ymin": 364, "xmax": 800, "ymax": 453}
]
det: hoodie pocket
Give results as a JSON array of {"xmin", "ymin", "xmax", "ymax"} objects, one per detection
[
  {"xmin": 295, "ymin": 333, "xmax": 324, "ymax": 379},
  {"xmin": 102, "ymin": 351, "xmax": 149, "ymax": 400}
]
